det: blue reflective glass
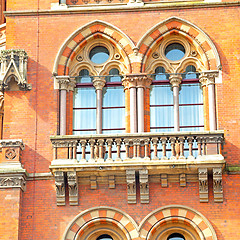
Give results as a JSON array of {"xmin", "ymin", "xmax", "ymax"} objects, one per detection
[
  {"xmin": 76, "ymin": 69, "xmax": 92, "ymax": 83},
  {"xmin": 97, "ymin": 234, "xmax": 113, "ymax": 240},
  {"xmin": 165, "ymin": 43, "xmax": 185, "ymax": 61},
  {"xmin": 73, "ymin": 88, "xmax": 96, "ymax": 108},
  {"xmin": 106, "ymin": 68, "xmax": 122, "ymax": 82},
  {"xmin": 89, "ymin": 46, "xmax": 109, "ymax": 64},
  {"xmin": 183, "ymin": 65, "xmax": 198, "ymax": 79},
  {"xmin": 154, "ymin": 66, "xmax": 168, "ymax": 81}
]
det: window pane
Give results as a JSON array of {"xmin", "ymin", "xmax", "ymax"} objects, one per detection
[
  {"xmin": 103, "ymin": 86, "xmax": 124, "ymax": 107},
  {"xmin": 89, "ymin": 46, "xmax": 109, "ymax": 64},
  {"xmin": 154, "ymin": 66, "xmax": 168, "ymax": 81},
  {"xmin": 179, "ymin": 84, "xmax": 202, "ymax": 104},
  {"xmin": 76, "ymin": 69, "xmax": 92, "ymax": 83},
  {"xmin": 165, "ymin": 43, "xmax": 185, "ymax": 61},
  {"xmin": 150, "ymin": 85, "xmax": 173, "ymax": 105},
  {"xmin": 106, "ymin": 68, "xmax": 122, "ymax": 82},
  {"xmin": 73, "ymin": 88, "xmax": 96, "ymax": 108}
]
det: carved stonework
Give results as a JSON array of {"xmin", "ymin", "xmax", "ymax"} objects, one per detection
[
  {"xmin": 139, "ymin": 169, "xmax": 149, "ymax": 204},
  {"xmin": 54, "ymin": 171, "xmax": 65, "ymax": 206},
  {"xmin": 90, "ymin": 175, "xmax": 97, "ymax": 189},
  {"xmin": 122, "ymin": 74, "xmax": 152, "ymax": 90},
  {"xmin": 199, "ymin": 71, "xmax": 219, "ymax": 87},
  {"xmin": 126, "ymin": 169, "xmax": 136, "ymax": 204},
  {"xmin": 67, "ymin": 171, "xmax": 78, "ymax": 206},
  {"xmin": 0, "ymin": 175, "xmax": 26, "ymax": 191},
  {"xmin": 213, "ymin": 168, "xmax": 223, "ymax": 202},
  {"xmin": 0, "ymin": 91, "xmax": 3, "ymax": 116},
  {"xmin": 108, "ymin": 175, "xmax": 115, "ymax": 189},
  {"xmin": 5, "ymin": 148, "xmax": 17, "ymax": 160},
  {"xmin": 169, "ymin": 75, "xmax": 182, "ymax": 87},
  {"xmin": 0, "ymin": 49, "xmax": 31, "ymax": 91},
  {"xmin": 54, "ymin": 76, "xmax": 76, "ymax": 91},
  {"xmin": 161, "ymin": 174, "xmax": 168, "ymax": 187},
  {"xmin": 93, "ymin": 77, "xmax": 106, "ymax": 90},
  {"xmin": 180, "ymin": 174, "xmax": 186, "ymax": 187},
  {"xmin": 0, "ymin": 139, "xmax": 24, "ymax": 150},
  {"xmin": 198, "ymin": 168, "xmax": 208, "ymax": 202}
]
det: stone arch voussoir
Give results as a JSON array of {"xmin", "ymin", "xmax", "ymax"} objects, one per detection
[{"xmin": 54, "ymin": 20, "xmax": 136, "ymax": 76}]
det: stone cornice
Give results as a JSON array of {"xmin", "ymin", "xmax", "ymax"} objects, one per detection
[
  {"xmin": 0, "ymin": 139, "xmax": 25, "ymax": 150},
  {"xmin": 4, "ymin": 1, "xmax": 240, "ymax": 17},
  {"xmin": 54, "ymin": 75, "xmax": 76, "ymax": 91}
]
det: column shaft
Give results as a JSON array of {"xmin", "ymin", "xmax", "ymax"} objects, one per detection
[
  {"xmin": 173, "ymin": 86, "xmax": 180, "ymax": 131},
  {"xmin": 208, "ymin": 84, "xmax": 217, "ymax": 130},
  {"xmin": 130, "ymin": 87, "xmax": 137, "ymax": 133},
  {"xmin": 60, "ymin": 89, "xmax": 67, "ymax": 135},
  {"xmin": 137, "ymin": 87, "xmax": 144, "ymax": 132},
  {"xmin": 96, "ymin": 89, "xmax": 103, "ymax": 134}
]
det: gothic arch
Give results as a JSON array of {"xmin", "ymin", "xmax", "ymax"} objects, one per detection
[
  {"xmin": 137, "ymin": 17, "xmax": 221, "ymax": 72},
  {"xmin": 63, "ymin": 206, "xmax": 139, "ymax": 240},
  {"xmin": 139, "ymin": 205, "xmax": 218, "ymax": 240},
  {"xmin": 53, "ymin": 20, "xmax": 136, "ymax": 76}
]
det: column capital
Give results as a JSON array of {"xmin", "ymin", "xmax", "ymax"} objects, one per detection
[
  {"xmin": 93, "ymin": 77, "xmax": 106, "ymax": 91},
  {"xmin": 169, "ymin": 74, "xmax": 182, "ymax": 87},
  {"xmin": 122, "ymin": 74, "xmax": 152, "ymax": 90},
  {"xmin": 54, "ymin": 75, "xmax": 76, "ymax": 91},
  {"xmin": 199, "ymin": 70, "xmax": 219, "ymax": 87}
]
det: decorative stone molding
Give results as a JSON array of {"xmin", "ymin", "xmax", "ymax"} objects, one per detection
[
  {"xmin": 54, "ymin": 171, "xmax": 66, "ymax": 206},
  {"xmin": 0, "ymin": 91, "xmax": 3, "ymax": 116},
  {"xmin": 108, "ymin": 175, "xmax": 115, "ymax": 189},
  {"xmin": 199, "ymin": 70, "xmax": 219, "ymax": 87},
  {"xmin": 90, "ymin": 175, "xmax": 97, "ymax": 189},
  {"xmin": 139, "ymin": 169, "xmax": 149, "ymax": 204},
  {"xmin": 213, "ymin": 167, "xmax": 223, "ymax": 202},
  {"xmin": 0, "ymin": 49, "xmax": 31, "ymax": 91},
  {"xmin": 0, "ymin": 139, "xmax": 25, "ymax": 150},
  {"xmin": 0, "ymin": 174, "xmax": 26, "ymax": 191},
  {"xmin": 122, "ymin": 74, "xmax": 152, "ymax": 90},
  {"xmin": 169, "ymin": 74, "xmax": 182, "ymax": 87},
  {"xmin": 161, "ymin": 174, "xmax": 168, "ymax": 187},
  {"xmin": 180, "ymin": 173, "xmax": 186, "ymax": 187},
  {"xmin": 126, "ymin": 169, "xmax": 136, "ymax": 204},
  {"xmin": 92, "ymin": 77, "xmax": 106, "ymax": 91},
  {"xmin": 54, "ymin": 75, "xmax": 76, "ymax": 91},
  {"xmin": 67, "ymin": 171, "xmax": 78, "ymax": 205},
  {"xmin": 198, "ymin": 168, "xmax": 208, "ymax": 202}
]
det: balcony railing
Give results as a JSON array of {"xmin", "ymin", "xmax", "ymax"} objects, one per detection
[{"xmin": 50, "ymin": 131, "xmax": 224, "ymax": 165}]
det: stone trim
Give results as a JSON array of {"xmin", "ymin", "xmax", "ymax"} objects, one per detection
[
  {"xmin": 213, "ymin": 167, "xmax": 223, "ymax": 202},
  {"xmin": 54, "ymin": 75, "xmax": 76, "ymax": 91},
  {"xmin": 0, "ymin": 173, "xmax": 26, "ymax": 191},
  {"xmin": 54, "ymin": 171, "xmax": 66, "ymax": 206},
  {"xmin": 199, "ymin": 70, "xmax": 219, "ymax": 86},
  {"xmin": 122, "ymin": 74, "xmax": 152, "ymax": 89},
  {"xmin": 198, "ymin": 168, "xmax": 208, "ymax": 202},
  {"xmin": 0, "ymin": 139, "xmax": 24, "ymax": 150},
  {"xmin": 126, "ymin": 169, "xmax": 136, "ymax": 204},
  {"xmin": 139, "ymin": 169, "xmax": 149, "ymax": 204},
  {"xmin": 67, "ymin": 171, "xmax": 78, "ymax": 205}
]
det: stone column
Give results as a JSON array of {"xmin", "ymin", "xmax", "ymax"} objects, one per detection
[
  {"xmin": 93, "ymin": 77, "xmax": 106, "ymax": 134},
  {"xmin": 55, "ymin": 76, "xmax": 76, "ymax": 135},
  {"xmin": 199, "ymin": 71, "xmax": 218, "ymax": 131},
  {"xmin": 169, "ymin": 75, "xmax": 182, "ymax": 132},
  {"xmin": 123, "ymin": 74, "xmax": 152, "ymax": 133}
]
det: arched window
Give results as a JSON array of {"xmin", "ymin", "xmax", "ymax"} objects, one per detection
[
  {"xmin": 96, "ymin": 234, "xmax": 113, "ymax": 240},
  {"xmin": 73, "ymin": 69, "xmax": 96, "ymax": 135},
  {"xmin": 167, "ymin": 233, "xmax": 185, "ymax": 240}
]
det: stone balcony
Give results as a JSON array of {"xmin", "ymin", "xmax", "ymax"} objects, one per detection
[{"xmin": 50, "ymin": 131, "xmax": 225, "ymax": 205}]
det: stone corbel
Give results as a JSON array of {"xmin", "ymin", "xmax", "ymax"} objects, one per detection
[
  {"xmin": 213, "ymin": 168, "xmax": 223, "ymax": 202},
  {"xmin": 139, "ymin": 169, "xmax": 149, "ymax": 204},
  {"xmin": 54, "ymin": 171, "xmax": 66, "ymax": 206},
  {"xmin": 180, "ymin": 174, "xmax": 186, "ymax": 187},
  {"xmin": 126, "ymin": 169, "xmax": 136, "ymax": 204},
  {"xmin": 0, "ymin": 174, "xmax": 26, "ymax": 191},
  {"xmin": 67, "ymin": 171, "xmax": 78, "ymax": 205},
  {"xmin": 199, "ymin": 70, "xmax": 219, "ymax": 87},
  {"xmin": 54, "ymin": 75, "xmax": 76, "ymax": 91},
  {"xmin": 198, "ymin": 168, "xmax": 208, "ymax": 202},
  {"xmin": 0, "ymin": 49, "xmax": 31, "ymax": 91}
]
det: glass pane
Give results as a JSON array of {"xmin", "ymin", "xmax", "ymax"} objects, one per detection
[
  {"xmin": 183, "ymin": 65, "xmax": 198, "ymax": 79},
  {"xmin": 76, "ymin": 69, "xmax": 92, "ymax": 83},
  {"xmin": 73, "ymin": 109, "xmax": 96, "ymax": 132},
  {"xmin": 150, "ymin": 85, "xmax": 173, "ymax": 105},
  {"xmin": 106, "ymin": 68, "xmax": 122, "ymax": 82},
  {"xmin": 103, "ymin": 86, "xmax": 124, "ymax": 107},
  {"xmin": 165, "ymin": 43, "xmax": 185, "ymax": 61},
  {"xmin": 167, "ymin": 233, "xmax": 185, "ymax": 240},
  {"xmin": 179, "ymin": 84, "xmax": 202, "ymax": 104},
  {"xmin": 73, "ymin": 88, "xmax": 96, "ymax": 108},
  {"xmin": 89, "ymin": 46, "xmax": 109, "ymax": 64},
  {"xmin": 154, "ymin": 66, "xmax": 168, "ymax": 81},
  {"xmin": 97, "ymin": 234, "xmax": 113, "ymax": 240}
]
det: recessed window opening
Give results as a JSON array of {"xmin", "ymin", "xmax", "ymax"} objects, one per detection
[
  {"xmin": 165, "ymin": 43, "xmax": 185, "ymax": 61},
  {"xmin": 89, "ymin": 46, "xmax": 109, "ymax": 64},
  {"xmin": 182, "ymin": 65, "xmax": 199, "ymax": 80},
  {"xmin": 154, "ymin": 66, "xmax": 169, "ymax": 81},
  {"xmin": 167, "ymin": 233, "xmax": 185, "ymax": 240},
  {"xmin": 96, "ymin": 234, "xmax": 113, "ymax": 240}
]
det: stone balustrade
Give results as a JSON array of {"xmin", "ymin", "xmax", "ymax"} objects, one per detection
[{"xmin": 50, "ymin": 131, "xmax": 224, "ymax": 164}]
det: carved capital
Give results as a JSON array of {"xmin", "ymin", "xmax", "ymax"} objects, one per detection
[
  {"xmin": 54, "ymin": 171, "xmax": 65, "ymax": 206},
  {"xmin": 198, "ymin": 168, "xmax": 208, "ymax": 202},
  {"xmin": 0, "ymin": 174, "xmax": 26, "ymax": 191},
  {"xmin": 169, "ymin": 74, "xmax": 182, "ymax": 87},
  {"xmin": 122, "ymin": 74, "xmax": 152, "ymax": 90},
  {"xmin": 55, "ymin": 75, "xmax": 76, "ymax": 91},
  {"xmin": 93, "ymin": 77, "xmax": 106, "ymax": 91},
  {"xmin": 139, "ymin": 169, "xmax": 149, "ymax": 204},
  {"xmin": 126, "ymin": 169, "xmax": 136, "ymax": 204},
  {"xmin": 67, "ymin": 171, "xmax": 78, "ymax": 205},
  {"xmin": 199, "ymin": 71, "xmax": 219, "ymax": 87},
  {"xmin": 213, "ymin": 167, "xmax": 223, "ymax": 202}
]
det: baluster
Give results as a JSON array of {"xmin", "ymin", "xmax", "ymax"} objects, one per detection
[
  {"xmin": 133, "ymin": 139, "xmax": 138, "ymax": 158},
  {"xmin": 115, "ymin": 138, "xmax": 122, "ymax": 161},
  {"xmin": 197, "ymin": 137, "xmax": 202, "ymax": 157},
  {"xmin": 124, "ymin": 139, "xmax": 130, "ymax": 160},
  {"xmin": 152, "ymin": 137, "xmax": 159, "ymax": 160},
  {"xmin": 178, "ymin": 137, "xmax": 186, "ymax": 160},
  {"xmin": 68, "ymin": 142, "xmax": 72, "ymax": 159},
  {"xmin": 72, "ymin": 140, "xmax": 77, "ymax": 160},
  {"xmin": 187, "ymin": 136, "xmax": 194, "ymax": 160},
  {"xmin": 89, "ymin": 139, "xmax": 95, "ymax": 162},
  {"xmin": 161, "ymin": 137, "xmax": 167, "ymax": 160},
  {"xmin": 80, "ymin": 140, "xmax": 87, "ymax": 162},
  {"xmin": 202, "ymin": 137, "xmax": 207, "ymax": 155},
  {"xmin": 106, "ymin": 139, "xmax": 113, "ymax": 162},
  {"xmin": 144, "ymin": 138, "xmax": 150, "ymax": 160},
  {"xmin": 136, "ymin": 139, "xmax": 141, "ymax": 158},
  {"xmin": 98, "ymin": 139, "xmax": 105, "ymax": 163},
  {"xmin": 170, "ymin": 137, "xmax": 176, "ymax": 160},
  {"xmin": 53, "ymin": 145, "xmax": 57, "ymax": 160}
]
